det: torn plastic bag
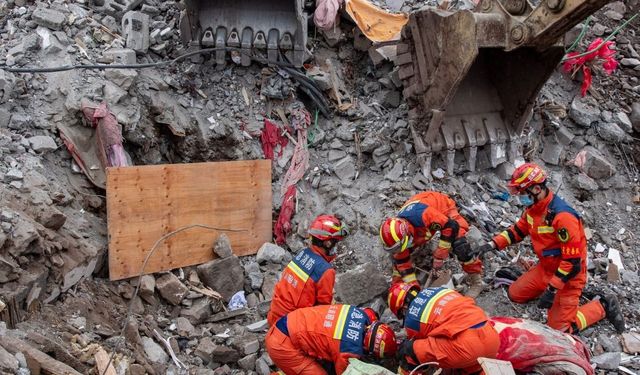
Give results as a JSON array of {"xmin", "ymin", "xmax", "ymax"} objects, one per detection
[
  {"xmin": 345, "ymin": 0, "xmax": 408, "ymax": 42},
  {"xmin": 343, "ymin": 358, "xmax": 395, "ymax": 375}
]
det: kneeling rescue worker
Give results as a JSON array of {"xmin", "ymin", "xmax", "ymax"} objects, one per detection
[
  {"xmin": 379, "ymin": 191, "xmax": 484, "ymax": 298},
  {"xmin": 388, "ymin": 283, "xmax": 499, "ymax": 374},
  {"xmin": 267, "ymin": 215, "xmax": 348, "ymax": 326},
  {"xmin": 476, "ymin": 162, "xmax": 625, "ymax": 334},
  {"xmin": 265, "ymin": 304, "xmax": 397, "ymax": 374}
]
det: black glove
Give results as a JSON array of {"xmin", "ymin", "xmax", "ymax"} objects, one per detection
[
  {"xmin": 398, "ymin": 340, "xmax": 419, "ymax": 372},
  {"xmin": 470, "ymin": 242, "xmax": 495, "ymax": 259},
  {"xmin": 537, "ymin": 286, "xmax": 557, "ymax": 309},
  {"xmin": 452, "ymin": 237, "xmax": 472, "ymax": 262}
]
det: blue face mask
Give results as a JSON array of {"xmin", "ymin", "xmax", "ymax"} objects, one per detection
[{"xmin": 519, "ymin": 195, "xmax": 534, "ymax": 206}]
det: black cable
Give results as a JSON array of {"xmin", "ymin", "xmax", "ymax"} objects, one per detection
[{"xmin": 0, "ymin": 47, "xmax": 296, "ymax": 73}]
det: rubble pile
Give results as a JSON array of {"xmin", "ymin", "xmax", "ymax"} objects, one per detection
[{"xmin": 0, "ymin": 0, "xmax": 638, "ymax": 374}]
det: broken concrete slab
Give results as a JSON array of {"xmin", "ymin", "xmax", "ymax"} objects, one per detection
[
  {"xmin": 141, "ymin": 336, "xmax": 168, "ymax": 364},
  {"xmin": 180, "ymin": 297, "xmax": 212, "ymax": 325},
  {"xmin": 622, "ymin": 332, "xmax": 640, "ymax": 354},
  {"xmin": 576, "ymin": 146, "xmax": 615, "ymax": 180},
  {"xmin": 570, "ymin": 96, "xmax": 601, "ymax": 127},
  {"xmin": 27, "ymin": 136, "xmax": 57, "ymax": 153},
  {"xmin": 138, "ymin": 274, "xmax": 156, "ymax": 304},
  {"xmin": 335, "ymin": 263, "xmax": 388, "ymax": 305},
  {"xmin": 591, "ymin": 352, "xmax": 621, "ymax": 370},
  {"xmin": 31, "ymin": 8, "xmax": 66, "ymax": 31},
  {"xmin": 155, "ymin": 273, "xmax": 188, "ymax": 305},
  {"xmin": 122, "ymin": 11, "xmax": 150, "ymax": 53},
  {"xmin": 197, "ymin": 256, "xmax": 245, "ymax": 302},
  {"xmin": 256, "ymin": 243, "xmax": 291, "ymax": 265}
]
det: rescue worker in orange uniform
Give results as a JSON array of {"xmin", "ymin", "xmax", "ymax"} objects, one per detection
[
  {"xmin": 268, "ymin": 215, "xmax": 348, "ymax": 326},
  {"xmin": 379, "ymin": 191, "xmax": 484, "ymax": 298},
  {"xmin": 388, "ymin": 283, "xmax": 499, "ymax": 374},
  {"xmin": 265, "ymin": 304, "xmax": 397, "ymax": 375},
  {"xmin": 476, "ymin": 162, "xmax": 625, "ymax": 333}
]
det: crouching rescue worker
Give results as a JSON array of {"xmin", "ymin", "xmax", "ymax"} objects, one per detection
[
  {"xmin": 265, "ymin": 304, "xmax": 397, "ymax": 374},
  {"xmin": 267, "ymin": 215, "xmax": 348, "ymax": 326},
  {"xmin": 379, "ymin": 191, "xmax": 484, "ymax": 298},
  {"xmin": 388, "ymin": 283, "xmax": 499, "ymax": 374},
  {"xmin": 476, "ymin": 162, "xmax": 625, "ymax": 333}
]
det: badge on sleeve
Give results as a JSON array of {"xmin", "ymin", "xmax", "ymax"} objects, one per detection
[
  {"xmin": 557, "ymin": 228, "xmax": 570, "ymax": 243},
  {"xmin": 430, "ymin": 223, "xmax": 442, "ymax": 231}
]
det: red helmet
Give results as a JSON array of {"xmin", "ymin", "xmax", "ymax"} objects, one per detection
[
  {"xmin": 308, "ymin": 215, "xmax": 348, "ymax": 241},
  {"xmin": 379, "ymin": 218, "xmax": 413, "ymax": 253},
  {"xmin": 508, "ymin": 162, "xmax": 547, "ymax": 194},
  {"xmin": 388, "ymin": 283, "xmax": 419, "ymax": 318},
  {"xmin": 363, "ymin": 322, "xmax": 397, "ymax": 359},
  {"xmin": 361, "ymin": 307, "xmax": 379, "ymax": 323}
]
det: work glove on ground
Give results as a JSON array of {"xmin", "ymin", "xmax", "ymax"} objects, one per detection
[{"xmin": 537, "ymin": 286, "xmax": 557, "ymax": 309}]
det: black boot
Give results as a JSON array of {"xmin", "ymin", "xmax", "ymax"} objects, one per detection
[{"xmin": 600, "ymin": 294, "xmax": 626, "ymax": 334}]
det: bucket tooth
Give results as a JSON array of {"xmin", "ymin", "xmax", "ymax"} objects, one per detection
[
  {"xmin": 241, "ymin": 27, "xmax": 253, "ymax": 66},
  {"xmin": 267, "ymin": 29, "xmax": 279, "ymax": 64},
  {"xmin": 227, "ymin": 29, "xmax": 241, "ymax": 47},
  {"xmin": 215, "ymin": 27, "xmax": 227, "ymax": 67},
  {"xmin": 280, "ymin": 32, "xmax": 293, "ymax": 50}
]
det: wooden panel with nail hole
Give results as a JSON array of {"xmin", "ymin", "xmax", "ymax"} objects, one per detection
[{"xmin": 107, "ymin": 160, "xmax": 272, "ymax": 280}]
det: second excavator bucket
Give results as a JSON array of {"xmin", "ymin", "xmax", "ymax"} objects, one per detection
[
  {"xmin": 398, "ymin": 0, "xmax": 610, "ymax": 176},
  {"xmin": 180, "ymin": 0, "xmax": 308, "ymax": 67}
]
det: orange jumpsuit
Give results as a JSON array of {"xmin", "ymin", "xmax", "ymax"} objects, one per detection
[
  {"xmin": 399, "ymin": 287, "xmax": 499, "ymax": 374},
  {"xmin": 492, "ymin": 191, "xmax": 605, "ymax": 333},
  {"xmin": 268, "ymin": 247, "xmax": 335, "ymax": 326},
  {"xmin": 265, "ymin": 304, "xmax": 373, "ymax": 375},
  {"xmin": 393, "ymin": 192, "xmax": 482, "ymax": 285}
]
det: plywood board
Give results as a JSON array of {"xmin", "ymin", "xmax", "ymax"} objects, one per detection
[{"xmin": 107, "ymin": 160, "xmax": 272, "ymax": 280}]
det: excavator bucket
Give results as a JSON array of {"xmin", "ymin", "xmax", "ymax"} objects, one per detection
[
  {"xmin": 397, "ymin": 0, "xmax": 610, "ymax": 176},
  {"xmin": 180, "ymin": 0, "xmax": 308, "ymax": 67}
]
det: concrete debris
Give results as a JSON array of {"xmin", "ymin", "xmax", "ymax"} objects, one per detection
[
  {"xmin": 27, "ymin": 136, "xmax": 57, "ymax": 153},
  {"xmin": 256, "ymin": 243, "xmax": 291, "ymax": 265},
  {"xmin": 629, "ymin": 103, "xmax": 640, "ymax": 133},
  {"xmin": 31, "ymin": 8, "xmax": 66, "ymax": 31},
  {"xmin": 591, "ymin": 352, "xmax": 621, "ymax": 370},
  {"xmin": 142, "ymin": 336, "xmax": 169, "ymax": 364},
  {"xmin": 197, "ymin": 256, "xmax": 245, "ymax": 301},
  {"xmin": 335, "ymin": 263, "xmax": 388, "ymax": 305},
  {"xmin": 0, "ymin": 345, "xmax": 19, "ymax": 372},
  {"xmin": 622, "ymin": 333, "xmax": 640, "ymax": 354},
  {"xmin": 214, "ymin": 233, "xmax": 233, "ymax": 259},
  {"xmin": 570, "ymin": 96, "xmax": 601, "ymax": 127},
  {"xmin": 155, "ymin": 273, "xmax": 189, "ymax": 305},
  {"xmin": 575, "ymin": 146, "xmax": 615, "ymax": 180}
]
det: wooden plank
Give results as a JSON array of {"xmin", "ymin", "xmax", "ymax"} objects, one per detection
[
  {"xmin": 0, "ymin": 336, "xmax": 83, "ymax": 375},
  {"xmin": 94, "ymin": 348, "xmax": 117, "ymax": 375},
  {"xmin": 107, "ymin": 160, "xmax": 272, "ymax": 280},
  {"xmin": 478, "ymin": 357, "xmax": 516, "ymax": 375}
]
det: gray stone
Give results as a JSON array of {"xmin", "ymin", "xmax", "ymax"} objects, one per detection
[
  {"xmin": 28, "ymin": 136, "xmax": 57, "ymax": 152},
  {"xmin": 246, "ymin": 319, "xmax": 269, "ymax": 332},
  {"xmin": 231, "ymin": 335, "xmax": 260, "ymax": 355},
  {"xmin": 0, "ymin": 345, "xmax": 18, "ymax": 371},
  {"xmin": 385, "ymin": 161, "xmax": 404, "ymax": 181},
  {"xmin": 211, "ymin": 345, "xmax": 241, "ymax": 363},
  {"xmin": 0, "ymin": 71, "xmax": 16, "ymax": 104},
  {"xmin": 122, "ymin": 11, "xmax": 150, "ymax": 53},
  {"xmin": 244, "ymin": 262, "xmax": 264, "ymax": 290},
  {"xmin": 255, "ymin": 357, "xmax": 271, "ymax": 375},
  {"xmin": 614, "ymin": 112, "xmax": 633, "ymax": 133},
  {"xmin": 541, "ymin": 138, "xmax": 564, "ymax": 165},
  {"xmin": 597, "ymin": 334, "xmax": 622, "ymax": 352},
  {"xmin": 621, "ymin": 270, "xmax": 639, "ymax": 285},
  {"xmin": 334, "ymin": 156, "xmax": 356, "ymax": 182},
  {"xmin": 570, "ymin": 96, "xmax": 601, "ymax": 127},
  {"xmin": 155, "ymin": 273, "xmax": 189, "ymax": 305},
  {"xmin": 574, "ymin": 173, "xmax": 599, "ymax": 191},
  {"xmin": 256, "ymin": 243, "xmax": 290, "ymax": 265},
  {"xmin": 38, "ymin": 207, "xmax": 66, "ymax": 230},
  {"xmin": 69, "ymin": 316, "xmax": 87, "ymax": 331},
  {"xmin": 0, "ymin": 108, "xmax": 11, "ymax": 128},
  {"xmin": 620, "ymin": 58, "xmax": 640, "ymax": 67},
  {"xmin": 377, "ymin": 90, "xmax": 401, "ymax": 108},
  {"xmin": 103, "ymin": 82, "xmax": 128, "ymax": 104},
  {"xmin": 328, "ymin": 149, "xmax": 347, "ymax": 162},
  {"xmin": 197, "ymin": 256, "xmax": 245, "ymax": 301},
  {"xmin": 195, "ymin": 337, "xmax": 215, "ymax": 363},
  {"xmin": 579, "ymin": 146, "xmax": 615, "ymax": 180},
  {"xmin": 556, "ymin": 125, "xmax": 575, "ymax": 145},
  {"xmin": 494, "ymin": 162, "xmax": 515, "ymax": 180},
  {"xmin": 180, "ymin": 297, "xmax": 212, "ymax": 324},
  {"xmin": 261, "ymin": 272, "xmax": 279, "ymax": 300},
  {"xmin": 5, "ymin": 168, "xmax": 23, "ymax": 182},
  {"xmin": 175, "ymin": 316, "xmax": 195, "ymax": 337},
  {"xmin": 597, "ymin": 122, "xmax": 629, "ymax": 143},
  {"xmin": 142, "ymin": 336, "xmax": 168, "ymax": 364},
  {"xmin": 104, "ymin": 48, "xmax": 137, "ymax": 64},
  {"xmin": 238, "ymin": 353, "xmax": 257, "ymax": 371},
  {"xmin": 214, "ymin": 233, "xmax": 233, "ymax": 258},
  {"xmin": 31, "ymin": 8, "xmax": 66, "ymax": 31},
  {"xmin": 335, "ymin": 262, "xmax": 388, "ymax": 305},
  {"xmin": 592, "ymin": 352, "xmax": 621, "ymax": 370},
  {"xmin": 138, "ymin": 274, "xmax": 156, "ymax": 304},
  {"xmin": 105, "ymin": 69, "xmax": 138, "ymax": 90},
  {"xmin": 629, "ymin": 102, "xmax": 640, "ymax": 133}
]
